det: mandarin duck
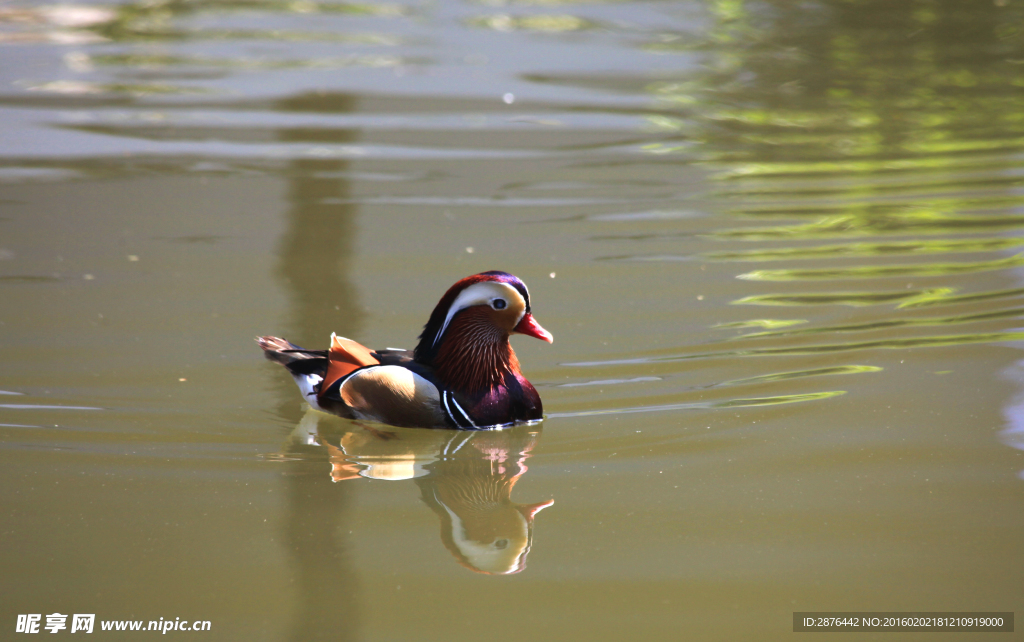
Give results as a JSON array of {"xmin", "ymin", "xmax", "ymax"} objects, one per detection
[{"xmin": 258, "ymin": 271, "xmax": 553, "ymax": 429}]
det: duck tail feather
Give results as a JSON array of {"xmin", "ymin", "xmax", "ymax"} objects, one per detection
[{"xmin": 256, "ymin": 336, "xmax": 328, "ymax": 374}]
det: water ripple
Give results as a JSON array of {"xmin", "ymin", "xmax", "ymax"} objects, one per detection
[
  {"xmin": 0, "ymin": 404, "xmax": 103, "ymax": 410},
  {"xmin": 732, "ymin": 288, "xmax": 949, "ymax": 307},
  {"xmin": 718, "ymin": 365, "xmax": 882, "ymax": 386},
  {"xmin": 705, "ymin": 238, "xmax": 1024, "ymax": 262},
  {"xmin": 737, "ymin": 253, "xmax": 1024, "ymax": 282},
  {"xmin": 734, "ymin": 307, "xmax": 1024, "ymax": 340},
  {"xmin": 548, "ymin": 390, "xmax": 846, "ymax": 419},
  {"xmin": 711, "ymin": 212, "xmax": 1024, "ymax": 241},
  {"xmin": 467, "ymin": 14, "xmax": 596, "ymax": 32},
  {"xmin": 564, "ymin": 331, "xmax": 1024, "ymax": 368}
]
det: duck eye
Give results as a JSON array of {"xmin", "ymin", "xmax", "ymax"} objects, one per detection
[
  {"xmin": 494, "ymin": 539, "xmax": 509, "ymax": 550},
  {"xmin": 492, "ymin": 299, "xmax": 507, "ymax": 310}
]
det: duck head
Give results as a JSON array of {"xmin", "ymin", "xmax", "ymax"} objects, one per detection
[{"xmin": 413, "ymin": 271, "xmax": 552, "ymax": 393}]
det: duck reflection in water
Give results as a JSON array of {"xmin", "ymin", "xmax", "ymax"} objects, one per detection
[{"xmin": 288, "ymin": 411, "xmax": 553, "ymax": 575}]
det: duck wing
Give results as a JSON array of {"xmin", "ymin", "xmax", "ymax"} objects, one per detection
[
  {"xmin": 321, "ymin": 333, "xmax": 379, "ymax": 392},
  {"xmin": 308, "ymin": 340, "xmax": 444, "ymax": 427}
]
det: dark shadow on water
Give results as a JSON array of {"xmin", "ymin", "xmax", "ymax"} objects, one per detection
[
  {"xmin": 273, "ymin": 92, "xmax": 362, "ymax": 642},
  {"xmin": 274, "ymin": 93, "xmax": 362, "ymax": 347}
]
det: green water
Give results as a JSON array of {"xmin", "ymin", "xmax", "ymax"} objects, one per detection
[{"xmin": 2, "ymin": 0, "xmax": 1023, "ymax": 639}]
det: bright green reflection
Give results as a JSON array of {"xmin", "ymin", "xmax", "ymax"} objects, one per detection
[
  {"xmin": 705, "ymin": 238, "xmax": 1024, "ymax": 262},
  {"xmin": 719, "ymin": 189, "xmax": 1024, "ymax": 216},
  {"xmin": 737, "ymin": 307, "xmax": 1024, "ymax": 340},
  {"xmin": 720, "ymin": 365, "xmax": 881, "ymax": 386},
  {"xmin": 26, "ymin": 81, "xmax": 200, "ymax": 95},
  {"xmin": 564, "ymin": 332, "xmax": 1024, "ymax": 368},
  {"xmin": 713, "ymin": 155, "xmax": 1024, "ymax": 179},
  {"xmin": 898, "ymin": 286, "xmax": 1024, "ymax": 309},
  {"xmin": 640, "ymin": 0, "xmax": 1024, "ymax": 372},
  {"xmin": 731, "ymin": 331, "xmax": 1024, "ymax": 357},
  {"xmin": 467, "ymin": 14, "xmax": 595, "ymax": 31},
  {"xmin": 738, "ymin": 253, "xmax": 1024, "ymax": 281},
  {"xmin": 732, "ymin": 288, "xmax": 953, "ymax": 307},
  {"xmin": 714, "ymin": 319, "xmax": 807, "ymax": 329},
  {"xmin": 712, "ymin": 212, "xmax": 1024, "ymax": 241},
  {"xmin": 713, "ymin": 390, "xmax": 846, "ymax": 408}
]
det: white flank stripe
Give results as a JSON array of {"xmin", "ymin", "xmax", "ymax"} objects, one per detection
[
  {"xmin": 449, "ymin": 393, "xmax": 478, "ymax": 429},
  {"xmin": 441, "ymin": 392, "xmax": 460, "ymax": 428}
]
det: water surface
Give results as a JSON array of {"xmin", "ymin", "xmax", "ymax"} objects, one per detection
[{"xmin": 2, "ymin": 0, "xmax": 1023, "ymax": 639}]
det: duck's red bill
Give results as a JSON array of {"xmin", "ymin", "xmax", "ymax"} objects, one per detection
[{"xmin": 514, "ymin": 313, "xmax": 553, "ymax": 343}]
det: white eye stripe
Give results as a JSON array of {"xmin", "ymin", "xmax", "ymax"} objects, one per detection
[{"xmin": 433, "ymin": 281, "xmax": 525, "ymax": 347}]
